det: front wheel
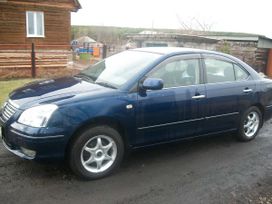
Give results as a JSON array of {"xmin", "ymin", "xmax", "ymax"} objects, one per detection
[
  {"xmin": 237, "ymin": 106, "xmax": 262, "ymax": 142},
  {"xmin": 69, "ymin": 125, "xmax": 124, "ymax": 180}
]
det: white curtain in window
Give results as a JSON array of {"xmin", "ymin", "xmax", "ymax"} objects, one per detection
[
  {"xmin": 27, "ymin": 12, "xmax": 35, "ymax": 35},
  {"xmin": 36, "ymin": 12, "xmax": 43, "ymax": 36}
]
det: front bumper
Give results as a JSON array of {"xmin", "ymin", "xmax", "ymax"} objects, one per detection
[
  {"xmin": 1, "ymin": 122, "xmax": 69, "ymax": 160},
  {"xmin": 2, "ymin": 136, "xmax": 35, "ymax": 160}
]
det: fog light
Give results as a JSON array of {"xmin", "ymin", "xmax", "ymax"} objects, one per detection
[{"xmin": 20, "ymin": 147, "xmax": 36, "ymax": 158}]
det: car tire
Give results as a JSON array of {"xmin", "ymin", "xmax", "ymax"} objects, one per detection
[
  {"xmin": 69, "ymin": 125, "xmax": 124, "ymax": 180},
  {"xmin": 237, "ymin": 106, "xmax": 262, "ymax": 142}
]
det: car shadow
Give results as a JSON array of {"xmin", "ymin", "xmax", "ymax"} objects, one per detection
[
  {"xmin": 122, "ymin": 133, "xmax": 237, "ymax": 168},
  {"xmin": 0, "ymin": 133, "xmax": 244, "ymax": 182}
]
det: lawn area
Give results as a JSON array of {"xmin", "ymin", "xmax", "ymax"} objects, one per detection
[{"xmin": 0, "ymin": 78, "xmax": 37, "ymax": 106}]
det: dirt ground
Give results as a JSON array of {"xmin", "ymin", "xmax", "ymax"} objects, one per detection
[{"xmin": 1, "ymin": 120, "xmax": 272, "ymax": 204}]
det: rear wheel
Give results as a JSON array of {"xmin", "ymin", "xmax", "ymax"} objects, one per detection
[
  {"xmin": 237, "ymin": 106, "xmax": 262, "ymax": 141},
  {"xmin": 69, "ymin": 125, "xmax": 124, "ymax": 180}
]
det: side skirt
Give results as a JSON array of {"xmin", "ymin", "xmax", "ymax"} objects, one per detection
[{"xmin": 131, "ymin": 128, "xmax": 237, "ymax": 149}]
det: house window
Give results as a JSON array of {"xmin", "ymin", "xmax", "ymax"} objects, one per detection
[{"xmin": 26, "ymin": 11, "xmax": 44, "ymax": 37}]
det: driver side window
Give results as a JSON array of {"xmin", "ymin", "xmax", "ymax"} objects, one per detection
[{"xmin": 149, "ymin": 58, "xmax": 200, "ymax": 88}]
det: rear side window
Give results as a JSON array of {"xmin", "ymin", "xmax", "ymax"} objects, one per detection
[
  {"xmin": 234, "ymin": 64, "xmax": 249, "ymax": 80},
  {"xmin": 205, "ymin": 58, "xmax": 235, "ymax": 83}
]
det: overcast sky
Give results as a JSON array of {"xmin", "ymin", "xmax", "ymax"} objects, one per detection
[{"xmin": 71, "ymin": 0, "xmax": 272, "ymax": 38}]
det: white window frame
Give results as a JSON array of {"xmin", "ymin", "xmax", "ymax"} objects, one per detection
[{"xmin": 26, "ymin": 11, "xmax": 45, "ymax": 38}]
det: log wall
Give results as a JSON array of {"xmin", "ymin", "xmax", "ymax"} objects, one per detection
[
  {"xmin": 0, "ymin": 0, "xmax": 79, "ymax": 78},
  {"xmin": 0, "ymin": 2, "xmax": 71, "ymax": 49}
]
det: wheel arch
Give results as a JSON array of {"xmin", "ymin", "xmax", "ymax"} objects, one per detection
[
  {"xmin": 252, "ymin": 103, "xmax": 265, "ymax": 126},
  {"xmin": 65, "ymin": 116, "xmax": 130, "ymax": 159}
]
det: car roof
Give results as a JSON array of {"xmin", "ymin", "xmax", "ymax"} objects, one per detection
[{"xmin": 131, "ymin": 47, "xmax": 218, "ymax": 55}]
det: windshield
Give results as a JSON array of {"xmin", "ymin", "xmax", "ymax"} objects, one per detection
[{"xmin": 78, "ymin": 50, "xmax": 161, "ymax": 88}]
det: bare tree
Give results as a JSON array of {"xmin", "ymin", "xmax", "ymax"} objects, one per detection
[{"xmin": 176, "ymin": 14, "xmax": 214, "ymax": 34}]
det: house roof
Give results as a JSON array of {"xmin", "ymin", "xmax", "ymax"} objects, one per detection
[
  {"xmin": 76, "ymin": 36, "xmax": 96, "ymax": 43},
  {"xmin": 4, "ymin": 0, "xmax": 81, "ymax": 12},
  {"xmin": 72, "ymin": 0, "xmax": 81, "ymax": 12}
]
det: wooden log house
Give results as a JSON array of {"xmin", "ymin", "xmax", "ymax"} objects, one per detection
[{"xmin": 0, "ymin": 0, "xmax": 81, "ymax": 78}]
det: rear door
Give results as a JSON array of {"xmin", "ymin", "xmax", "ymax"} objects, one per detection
[{"xmin": 200, "ymin": 54, "xmax": 255, "ymax": 134}]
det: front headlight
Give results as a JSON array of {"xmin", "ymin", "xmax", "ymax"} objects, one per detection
[{"xmin": 18, "ymin": 104, "xmax": 58, "ymax": 128}]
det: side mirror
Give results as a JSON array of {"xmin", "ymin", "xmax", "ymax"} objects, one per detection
[{"xmin": 142, "ymin": 78, "xmax": 164, "ymax": 91}]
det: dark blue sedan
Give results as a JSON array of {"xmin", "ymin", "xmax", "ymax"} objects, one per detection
[{"xmin": 1, "ymin": 47, "xmax": 272, "ymax": 179}]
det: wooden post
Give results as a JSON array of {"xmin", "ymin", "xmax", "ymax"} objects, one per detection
[
  {"xmin": 267, "ymin": 49, "xmax": 272, "ymax": 78},
  {"xmin": 31, "ymin": 43, "xmax": 36, "ymax": 78},
  {"xmin": 102, "ymin": 44, "xmax": 107, "ymax": 59}
]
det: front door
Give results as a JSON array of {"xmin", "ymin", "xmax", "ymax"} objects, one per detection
[{"xmin": 135, "ymin": 55, "xmax": 205, "ymax": 145}]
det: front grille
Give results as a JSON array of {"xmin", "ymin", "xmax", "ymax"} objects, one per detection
[{"xmin": 1, "ymin": 100, "xmax": 18, "ymax": 123}]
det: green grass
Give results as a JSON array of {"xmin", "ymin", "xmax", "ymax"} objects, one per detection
[{"xmin": 0, "ymin": 79, "xmax": 37, "ymax": 106}]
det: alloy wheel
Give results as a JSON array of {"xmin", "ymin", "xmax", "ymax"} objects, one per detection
[
  {"xmin": 243, "ymin": 111, "xmax": 260, "ymax": 138},
  {"xmin": 80, "ymin": 135, "xmax": 117, "ymax": 173}
]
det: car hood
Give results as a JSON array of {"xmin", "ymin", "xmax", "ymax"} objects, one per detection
[{"xmin": 9, "ymin": 77, "xmax": 114, "ymax": 109}]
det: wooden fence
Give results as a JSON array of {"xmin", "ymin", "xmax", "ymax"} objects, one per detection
[{"xmin": 0, "ymin": 43, "xmax": 79, "ymax": 79}]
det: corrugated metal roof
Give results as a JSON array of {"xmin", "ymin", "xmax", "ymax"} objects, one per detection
[
  {"xmin": 202, "ymin": 34, "xmax": 272, "ymax": 48},
  {"xmin": 127, "ymin": 33, "xmax": 218, "ymax": 44},
  {"xmin": 203, "ymin": 35, "xmax": 259, "ymax": 42}
]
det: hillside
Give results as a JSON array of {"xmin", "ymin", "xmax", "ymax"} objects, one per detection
[
  {"xmin": 71, "ymin": 25, "xmax": 178, "ymax": 44},
  {"xmin": 71, "ymin": 25, "xmax": 262, "ymax": 45}
]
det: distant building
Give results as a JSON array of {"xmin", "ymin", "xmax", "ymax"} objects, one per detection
[
  {"xmin": 72, "ymin": 36, "xmax": 97, "ymax": 49},
  {"xmin": 127, "ymin": 32, "xmax": 272, "ymax": 76},
  {"xmin": 139, "ymin": 30, "xmax": 159, "ymax": 35},
  {"xmin": 126, "ymin": 33, "xmax": 218, "ymax": 49},
  {"xmin": 0, "ymin": 0, "xmax": 81, "ymax": 78},
  {"xmin": 201, "ymin": 33, "xmax": 272, "ymax": 75}
]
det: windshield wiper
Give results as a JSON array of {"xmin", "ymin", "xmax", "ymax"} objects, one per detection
[
  {"xmin": 95, "ymin": 81, "xmax": 117, "ymax": 89},
  {"xmin": 75, "ymin": 73, "xmax": 95, "ymax": 82}
]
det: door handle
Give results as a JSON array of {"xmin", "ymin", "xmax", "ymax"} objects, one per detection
[
  {"xmin": 192, "ymin": 95, "xmax": 206, "ymax": 99},
  {"xmin": 243, "ymin": 88, "xmax": 253, "ymax": 93}
]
